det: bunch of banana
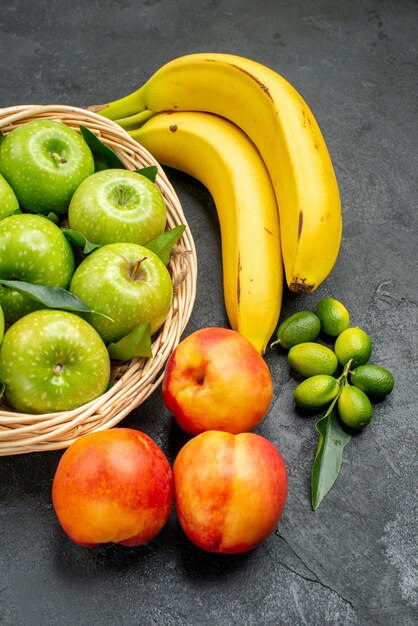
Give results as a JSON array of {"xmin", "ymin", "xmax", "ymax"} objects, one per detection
[
  {"xmin": 130, "ymin": 111, "xmax": 282, "ymax": 355},
  {"xmin": 89, "ymin": 53, "xmax": 342, "ymax": 353}
]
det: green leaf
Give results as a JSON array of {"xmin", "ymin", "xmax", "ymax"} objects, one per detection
[
  {"xmin": 46, "ymin": 212, "xmax": 59, "ymax": 225},
  {"xmin": 107, "ymin": 321, "xmax": 152, "ymax": 360},
  {"xmin": 133, "ymin": 165, "xmax": 158, "ymax": 182},
  {"xmin": 0, "ymin": 129, "xmax": 3, "ymax": 146},
  {"xmin": 0, "ymin": 380, "xmax": 4, "ymax": 398},
  {"xmin": 145, "ymin": 224, "xmax": 186, "ymax": 265},
  {"xmin": 311, "ymin": 397, "xmax": 352, "ymax": 511},
  {"xmin": 0, "ymin": 280, "xmax": 113, "ymax": 321},
  {"xmin": 62, "ymin": 228, "xmax": 101, "ymax": 254},
  {"xmin": 79, "ymin": 125, "xmax": 126, "ymax": 171}
]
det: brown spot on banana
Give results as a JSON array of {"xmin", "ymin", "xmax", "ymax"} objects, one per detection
[
  {"xmin": 298, "ymin": 211, "xmax": 303, "ymax": 239},
  {"xmin": 169, "ymin": 125, "xmax": 178, "ymax": 132},
  {"xmin": 205, "ymin": 59, "xmax": 273, "ymax": 101},
  {"xmin": 289, "ymin": 278, "xmax": 315, "ymax": 293},
  {"xmin": 301, "ymin": 109, "xmax": 320, "ymax": 149}
]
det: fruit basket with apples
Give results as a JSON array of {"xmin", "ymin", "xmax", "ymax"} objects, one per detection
[{"xmin": 0, "ymin": 104, "xmax": 197, "ymax": 456}]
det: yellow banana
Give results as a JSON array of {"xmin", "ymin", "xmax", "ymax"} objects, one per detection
[
  {"xmin": 130, "ymin": 111, "xmax": 282, "ymax": 355},
  {"xmin": 91, "ymin": 52, "xmax": 342, "ymax": 293}
]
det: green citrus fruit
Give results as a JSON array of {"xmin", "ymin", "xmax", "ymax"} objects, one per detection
[
  {"xmin": 334, "ymin": 327, "xmax": 372, "ymax": 367},
  {"xmin": 338, "ymin": 385, "xmax": 373, "ymax": 429},
  {"xmin": 315, "ymin": 297, "xmax": 350, "ymax": 336},
  {"xmin": 294, "ymin": 375, "xmax": 340, "ymax": 410},
  {"xmin": 350, "ymin": 364, "xmax": 394, "ymax": 399},
  {"xmin": 288, "ymin": 342, "xmax": 338, "ymax": 377},
  {"xmin": 271, "ymin": 310, "xmax": 321, "ymax": 349}
]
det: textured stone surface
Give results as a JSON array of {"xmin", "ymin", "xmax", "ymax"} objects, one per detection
[{"xmin": 0, "ymin": 1, "xmax": 417, "ymax": 624}]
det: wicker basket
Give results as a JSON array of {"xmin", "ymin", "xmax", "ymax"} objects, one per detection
[{"xmin": 0, "ymin": 104, "xmax": 197, "ymax": 456}]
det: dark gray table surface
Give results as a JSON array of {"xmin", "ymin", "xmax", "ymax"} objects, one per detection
[{"xmin": 0, "ymin": 1, "xmax": 416, "ymax": 625}]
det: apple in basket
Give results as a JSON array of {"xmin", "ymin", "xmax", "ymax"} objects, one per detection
[
  {"xmin": 0, "ymin": 173, "xmax": 19, "ymax": 220},
  {"xmin": 0, "ymin": 213, "xmax": 75, "ymax": 323},
  {"xmin": 69, "ymin": 242, "xmax": 173, "ymax": 345},
  {"xmin": 0, "ymin": 119, "xmax": 94, "ymax": 215},
  {"xmin": 0, "ymin": 309, "xmax": 110, "ymax": 414},
  {"xmin": 68, "ymin": 168, "xmax": 167, "ymax": 246},
  {"xmin": 0, "ymin": 304, "xmax": 4, "ymax": 345}
]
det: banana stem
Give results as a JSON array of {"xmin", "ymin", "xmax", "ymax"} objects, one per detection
[
  {"xmin": 128, "ymin": 126, "xmax": 147, "ymax": 143},
  {"xmin": 87, "ymin": 85, "xmax": 147, "ymax": 120},
  {"xmin": 115, "ymin": 109, "xmax": 156, "ymax": 131}
]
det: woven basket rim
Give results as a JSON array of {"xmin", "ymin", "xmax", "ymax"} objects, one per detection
[{"xmin": 0, "ymin": 104, "xmax": 197, "ymax": 456}]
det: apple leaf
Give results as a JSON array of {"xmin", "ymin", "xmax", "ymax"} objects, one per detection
[
  {"xmin": 107, "ymin": 321, "xmax": 152, "ymax": 360},
  {"xmin": 133, "ymin": 165, "xmax": 158, "ymax": 182},
  {"xmin": 0, "ymin": 280, "xmax": 113, "ymax": 321},
  {"xmin": 46, "ymin": 212, "xmax": 59, "ymax": 225},
  {"xmin": 79, "ymin": 126, "xmax": 159, "ymax": 183},
  {"xmin": 62, "ymin": 228, "xmax": 101, "ymax": 254},
  {"xmin": 145, "ymin": 224, "xmax": 186, "ymax": 265},
  {"xmin": 79, "ymin": 125, "xmax": 126, "ymax": 171}
]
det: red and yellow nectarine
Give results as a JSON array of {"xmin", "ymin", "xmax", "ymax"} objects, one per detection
[
  {"xmin": 52, "ymin": 428, "xmax": 173, "ymax": 547},
  {"xmin": 162, "ymin": 327, "xmax": 273, "ymax": 434},
  {"xmin": 173, "ymin": 430, "xmax": 288, "ymax": 554}
]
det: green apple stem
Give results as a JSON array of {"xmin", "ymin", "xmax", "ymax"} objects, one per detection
[
  {"xmin": 50, "ymin": 151, "xmax": 67, "ymax": 164},
  {"xmin": 127, "ymin": 257, "xmax": 148, "ymax": 282},
  {"xmin": 118, "ymin": 186, "xmax": 126, "ymax": 205}
]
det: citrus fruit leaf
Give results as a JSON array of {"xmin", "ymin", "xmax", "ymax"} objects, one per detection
[
  {"xmin": 107, "ymin": 321, "xmax": 152, "ymax": 360},
  {"xmin": 79, "ymin": 125, "xmax": 126, "ymax": 171},
  {"xmin": 145, "ymin": 224, "xmax": 186, "ymax": 265},
  {"xmin": 0, "ymin": 279, "xmax": 112, "ymax": 321},
  {"xmin": 311, "ymin": 397, "xmax": 352, "ymax": 510},
  {"xmin": 62, "ymin": 228, "xmax": 101, "ymax": 254}
]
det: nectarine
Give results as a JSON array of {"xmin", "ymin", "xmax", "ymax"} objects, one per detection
[
  {"xmin": 173, "ymin": 430, "xmax": 288, "ymax": 554},
  {"xmin": 162, "ymin": 327, "xmax": 273, "ymax": 434},
  {"xmin": 52, "ymin": 428, "xmax": 173, "ymax": 547}
]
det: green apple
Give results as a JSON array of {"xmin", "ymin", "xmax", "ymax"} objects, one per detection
[
  {"xmin": 0, "ymin": 309, "xmax": 111, "ymax": 414},
  {"xmin": 68, "ymin": 168, "xmax": 166, "ymax": 246},
  {"xmin": 0, "ymin": 120, "xmax": 94, "ymax": 215},
  {"xmin": 69, "ymin": 242, "xmax": 173, "ymax": 344},
  {"xmin": 0, "ymin": 213, "xmax": 75, "ymax": 323},
  {"xmin": 0, "ymin": 304, "xmax": 4, "ymax": 345},
  {"xmin": 0, "ymin": 174, "xmax": 19, "ymax": 220}
]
